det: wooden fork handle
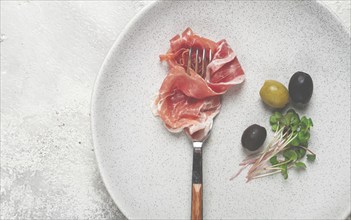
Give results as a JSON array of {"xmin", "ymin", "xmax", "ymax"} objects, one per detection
[
  {"xmin": 192, "ymin": 183, "xmax": 202, "ymax": 220},
  {"xmin": 191, "ymin": 147, "xmax": 202, "ymax": 220}
]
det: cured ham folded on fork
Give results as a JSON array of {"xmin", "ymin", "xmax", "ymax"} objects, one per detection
[{"xmin": 154, "ymin": 28, "xmax": 245, "ymax": 134}]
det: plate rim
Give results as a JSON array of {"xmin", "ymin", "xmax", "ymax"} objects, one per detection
[
  {"xmin": 91, "ymin": 1, "xmax": 159, "ymax": 218},
  {"xmin": 90, "ymin": 1, "xmax": 351, "ymax": 219}
]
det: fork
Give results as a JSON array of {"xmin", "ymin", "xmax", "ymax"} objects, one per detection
[{"xmin": 185, "ymin": 48, "xmax": 213, "ymax": 220}]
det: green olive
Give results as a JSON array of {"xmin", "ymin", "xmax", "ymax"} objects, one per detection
[{"xmin": 259, "ymin": 80, "xmax": 289, "ymax": 108}]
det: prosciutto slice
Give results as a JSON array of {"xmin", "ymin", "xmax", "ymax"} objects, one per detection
[{"xmin": 154, "ymin": 28, "xmax": 245, "ymax": 134}]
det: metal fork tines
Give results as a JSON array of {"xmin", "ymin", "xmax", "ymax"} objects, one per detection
[{"xmin": 187, "ymin": 48, "xmax": 212, "ymax": 77}]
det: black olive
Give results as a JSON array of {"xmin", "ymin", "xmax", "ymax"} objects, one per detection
[
  {"xmin": 241, "ymin": 124, "xmax": 267, "ymax": 151},
  {"xmin": 288, "ymin": 71, "xmax": 313, "ymax": 104}
]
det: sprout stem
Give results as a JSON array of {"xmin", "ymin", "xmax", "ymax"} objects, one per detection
[
  {"xmin": 264, "ymin": 167, "xmax": 282, "ymax": 171},
  {"xmin": 251, "ymin": 170, "xmax": 281, "ymax": 179},
  {"xmin": 299, "ymin": 146, "xmax": 316, "ymax": 155},
  {"xmin": 271, "ymin": 159, "xmax": 292, "ymax": 167}
]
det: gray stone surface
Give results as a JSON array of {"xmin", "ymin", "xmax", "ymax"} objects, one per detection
[
  {"xmin": 0, "ymin": 1, "xmax": 150, "ymax": 219},
  {"xmin": 0, "ymin": 1, "xmax": 349, "ymax": 219}
]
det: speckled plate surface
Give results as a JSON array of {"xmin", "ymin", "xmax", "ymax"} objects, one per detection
[{"xmin": 91, "ymin": 1, "xmax": 350, "ymax": 219}]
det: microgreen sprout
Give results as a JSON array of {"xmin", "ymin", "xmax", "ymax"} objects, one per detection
[{"xmin": 231, "ymin": 109, "xmax": 315, "ymax": 182}]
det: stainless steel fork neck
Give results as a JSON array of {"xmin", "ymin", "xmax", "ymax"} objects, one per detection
[
  {"xmin": 192, "ymin": 142, "xmax": 203, "ymax": 184},
  {"xmin": 193, "ymin": 141, "xmax": 203, "ymax": 149}
]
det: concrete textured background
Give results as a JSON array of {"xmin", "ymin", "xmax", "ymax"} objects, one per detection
[{"xmin": 0, "ymin": 1, "xmax": 350, "ymax": 219}]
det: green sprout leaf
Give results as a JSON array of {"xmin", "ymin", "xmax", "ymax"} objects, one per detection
[
  {"xmin": 281, "ymin": 117, "xmax": 290, "ymax": 127},
  {"xmin": 271, "ymin": 124, "xmax": 279, "ymax": 132},
  {"xmin": 270, "ymin": 156, "xmax": 279, "ymax": 165},
  {"xmin": 286, "ymin": 109, "xmax": 299, "ymax": 120},
  {"xmin": 296, "ymin": 148, "xmax": 306, "ymax": 159},
  {"xmin": 280, "ymin": 164, "xmax": 288, "ymax": 179},
  {"xmin": 290, "ymin": 136, "xmax": 300, "ymax": 147},
  {"xmin": 283, "ymin": 150, "xmax": 297, "ymax": 162},
  {"xmin": 298, "ymin": 131, "xmax": 310, "ymax": 145},
  {"xmin": 269, "ymin": 116, "xmax": 277, "ymax": 124},
  {"xmin": 307, "ymin": 154, "xmax": 316, "ymax": 162},
  {"xmin": 300, "ymin": 116, "xmax": 313, "ymax": 132},
  {"xmin": 270, "ymin": 112, "xmax": 282, "ymax": 125},
  {"xmin": 295, "ymin": 161, "xmax": 307, "ymax": 169},
  {"xmin": 290, "ymin": 121, "xmax": 299, "ymax": 132}
]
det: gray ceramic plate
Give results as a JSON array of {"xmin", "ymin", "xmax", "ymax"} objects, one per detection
[{"xmin": 91, "ymin": 1, "xmax": 350, "ymax": 219}]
